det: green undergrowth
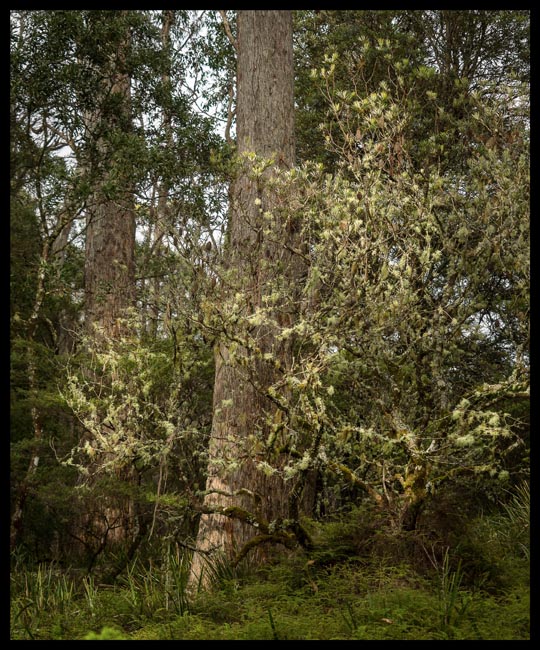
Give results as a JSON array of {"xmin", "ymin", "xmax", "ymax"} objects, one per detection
[
  {"xmin": 10, "ymin": 501, "xmax": 529, "ymax": 640},
  {"xmin": 128, "ymin": 549, "xmax": 529, "ymax": 641}
]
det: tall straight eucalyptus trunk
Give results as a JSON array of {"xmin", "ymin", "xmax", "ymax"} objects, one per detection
[
  {"xmin": 190, "ymin": 10, "xmax": 314, "ymax": 588},
  {"xmin": 84, "ymin": 63, "xmax": 135, "ymax": 339},
  {"xmin": 81, "ymin": 13, "xmax": 137, "ymax": 558}
]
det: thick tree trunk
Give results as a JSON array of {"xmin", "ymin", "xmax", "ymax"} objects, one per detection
[
  {"xmin": 84, "ymin": 64, "xmax": 135, "ymax": 337},
  {"xmin": 81, "ymin": 23, "xmax": 137, "ymax": 556},
  {"xmin": 190, "ymin": 10, "xmax": 314, "ymax": 589},
  {"xmin": 84, "ymin": 202, "xmax": 135, "ymax": 338}
]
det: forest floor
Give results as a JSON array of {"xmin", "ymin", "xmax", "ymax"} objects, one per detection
[{"xmin": 10, "ymin": 507, "xmax": 530, "ymax": 640}]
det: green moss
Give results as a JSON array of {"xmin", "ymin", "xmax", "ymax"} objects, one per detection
[{"xmin": 83, "ymin": 626, "xmax": 128, "ymax": 640}]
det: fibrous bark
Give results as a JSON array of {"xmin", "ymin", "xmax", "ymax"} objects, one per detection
[
  {"xmin": 81, "ymin": 18, "xmax": 137, "ymax": 556},
  {"xmin": 190, "ymin": 10, "xmax": 315, "ymax": 589}
]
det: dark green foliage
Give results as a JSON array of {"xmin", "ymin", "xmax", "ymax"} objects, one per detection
[
  {"xmin": 294, "ymin": 10, "xmax": 421, "ymax": 168},
  {"xmin": 10, "ymin": 9, "xmax": 220, "ymax": 570},
  {"xmin": 10, "ymin": 198, "xmax": 40, "ymax": 324},
  {"xmin": 294, "ymin": 10, "xmax": 529, "ymax": 172}
]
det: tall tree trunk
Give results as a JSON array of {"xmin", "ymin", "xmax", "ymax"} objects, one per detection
[
  {"xmin": 84, "ymin": 68, "xmax": 135, "ymax": 338},
  {"xmin": 81, "ymin": 16, "xmax": 137, "ymax": 556},
  {"xmin": 190, "ymin": 10, "xmax": 313, "ymax": 588}
]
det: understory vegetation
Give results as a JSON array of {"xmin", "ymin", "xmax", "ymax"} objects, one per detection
[{"xmin": 11, "ymin": 483, "xmax": 529, "ymax": 640}]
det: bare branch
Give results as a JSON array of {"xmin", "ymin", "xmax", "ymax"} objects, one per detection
[
  {"xmin": 224, "ymin": 83, "xmax": 235, "ymax": 146},
  {"xmin": 218, "ymin": 10, "xmax": 238, "ymax": 52}
]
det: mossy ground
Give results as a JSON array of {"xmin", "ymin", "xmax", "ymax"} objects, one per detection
[
  {"xmin": 130, "ymin": 563, "xmax": 529, "ymax": 641},
  {"xmin": 10, "ymin": 507, "xmax": 530, "ymax": 641}
]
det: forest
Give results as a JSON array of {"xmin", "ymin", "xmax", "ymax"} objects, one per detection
[{"xmin": 10, "ymin": 10, "xmax": 529, "ymax": 640}]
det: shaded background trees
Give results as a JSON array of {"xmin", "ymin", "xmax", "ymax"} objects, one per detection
[{"xmin": 10, "ymin": 9, "xmax": 220, "ymax": 569}]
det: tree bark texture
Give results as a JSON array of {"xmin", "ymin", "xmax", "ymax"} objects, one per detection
[
  {"xmin": 191, "ymin": 11, "xmax": 314, "ymax": 588},
  {"xmin": 81, "ymin": 21, "xmax": 137, "ymax": 554},
  {"xmin": 83, "ymin": 61, "xmax": 136, "ymax": 338}
]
